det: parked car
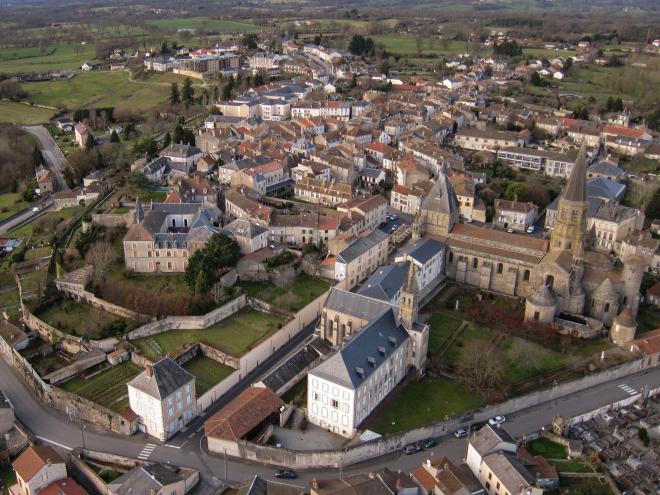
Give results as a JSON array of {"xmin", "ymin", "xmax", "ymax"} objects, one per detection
[
  {"xmin": 466, "ymin": 217, "xmax": 473, "ymax": 223},
  {"xmin": 454, "ymin": 428, "xmax": 469, "ymax": 438},
  {"xmin": 422, "ymin": 437, "xmax": 438, "ymax": 449},
  {"xmin": 488, "ymin": 415, "xmax": 506, "ymax": 426},
  {"xmin": 470, "ymin": 421, "xmax": 486, "ymax": 431},
  {"xmin": 274, "ymin": 469, "xmax": 297, "ymax": 479},
  {"xmin": 526, "ymin": 226, "xmax": 535, "ymax": 233},
  {"xmin": 391, "ymin": 224, "xmax": 398, "ymax": 231},
  {"xmin": 507, "ymin": 228, "xmax": 514, "ymax": 233},
  {"xmin": 403, "ymin": 442, "xmax": 422, "ymax": 455},
  {"xmin": 390, "ymin": 214, "xmax": 398, "ymax": 221}
]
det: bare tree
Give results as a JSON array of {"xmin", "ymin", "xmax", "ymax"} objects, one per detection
[
  {"xmin": 86, "ymin": 241, "xmax": 119, "ymax": 286},
  {"xmin": 507, "ymin": 340, "xmax": 541, "ymax": 373},
  {"xmin": 457, "ymin": 340, "xmax": 505, "ymax": 394}
]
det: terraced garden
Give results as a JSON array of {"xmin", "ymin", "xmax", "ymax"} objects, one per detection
[
  {"xmin": 182, "ymin": 356, "xmax": 235, "ymax": 396},
  {"xmin": 61, "ymin": 362, "xmax": 142, "ymax": 412},
  {"xmin": 237, "ymin": 274, "xmax": 330, "ymax": 312}
]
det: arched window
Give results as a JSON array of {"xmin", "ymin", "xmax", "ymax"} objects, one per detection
[
  {"xmin": 448, "ymin": 252, "xmax": 454, "ymax": 263},
  {"xmin": 523, "ymin": 270, "xmax": 530, "ymax": 281},
  {"xmin": 473, "ymin": 258, "xmax": 478, "ymax": 269},
  {"xmin": 545, "ymin": 275, "xmax": 554, "ymax": 289},
  {"xmin": 604, "ymin": 303, "xmax": 610, "ymax": 313},
  {"xmin": 497, "ymin": 263, "xmax": 503, "ymax": 274}
]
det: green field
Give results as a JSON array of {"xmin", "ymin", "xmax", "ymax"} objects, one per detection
[
  {"xmin": 106, "ymin": 262, "xmax": 190, "ymax": 296},
  {"xmin": 370, "ymin": 377, "xmax": 484, "ymax": 434},
  {"xmin": 133, "ymin": 308, "xmax": 287, "ymax": 360},
  {"xmin": 0, "ymin": 271, "xmax": 20, "ymax": 317},
  {"xmin": 526, "ymin": 437, "xmax": 567, "ymax": 458},
  {"xmin": 0, "ymin": 193, "xmax": 29, "ymax": 222},
  {"xmin": 147, "ymin": 17, "xmax": 261, "ymax": 33},
  {"xmin": 36, "ymin": 299, "xmax": 137, "ymax": 339},
  {"xmin": 10, "ymin": 206, "xmax": 84, "ymax": 245},
  {"xmin": 374, "ymin": 34, "xmax": 470, "ymax": 56},
  {"xmin": 182, "ymin": 355, "xmax": 234, "ymax": 396},
  {"xmin": 61, "ymin": 362, "xmax": 141, "ymax": 412},
  {"xmin": 0, "ymin": 43, "xmax": 98, "ymax": 73},
  {"xmin": 0, "ymin": 101, "xmax": 55, "ymax": 125},
  {"xmin": 237, "ymin": 274, "xmax": 330, "ymax": 312},
  {"xmin": 427, "ymin": 313, "xmax": 461, "ymax": 353},
  {"xmin": 23, "ymin": 71, "xmax": 172, "ymax": 113}
]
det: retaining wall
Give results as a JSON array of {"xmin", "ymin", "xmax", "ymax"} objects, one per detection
[
  {"xmin": 212, "ymin": 357, "xmax": 652, "ymax": 468},
  {"xmin": 91, "ymin": 212, "xmax": 134, "ymax": 229},
  {"xmin": 57, "ymin": 286, "xmax": 152, "ymax": 324},
  {"xmin": 21, "ymin": 305, "xmax": 89, "ymax": 354},
  {"xmin": 44, "ymin": 352, "xmax": 106, "ymax": 384}
]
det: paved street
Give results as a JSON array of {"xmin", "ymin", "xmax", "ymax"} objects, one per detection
[
  {"xmin": 0, "ymin": 197, "xmax": 53, "ymax": 236},
  {"xmin": 0, "ymin": 348, "xmax": 657, "ymax": 485},
  {"xmin": 23, "ymin": 125, "xmax": 70, "ymax": 192}
]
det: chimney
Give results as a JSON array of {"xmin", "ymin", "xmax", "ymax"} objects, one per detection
[
  {"xmin": 312, "ymin": 479, "xmax": 319, "ymax": 490},
  {"xmin": 145, "ymin": 365, "xmax": 153, "ymax": 378}
]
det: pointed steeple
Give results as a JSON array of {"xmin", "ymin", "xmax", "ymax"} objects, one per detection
[
  {"xmin": 563, "ymin": 141, "xmax": 588, "ymax": 203},
  {"xmin": 400, "ymin": 261, "xmax": 418, "ymax": 329}
]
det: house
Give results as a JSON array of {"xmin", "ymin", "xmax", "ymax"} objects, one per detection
[
  {"xmin": 494, "ymin": 199, "xmax": 538, "ymax": 232},
  {"xmin": 222, "ymin": 219, "xmax": 268, "ymax": 254},
  {"xmin": 107, "ymin": 463, "xmax": 198, "ymax": 495},
  {"xmin": 123, "ymin": 202, "xmax": 218, "ymax": 273},
  {"xmin": 410, "ymin": 456, "xmax": 485, "ymax": 495},
  {"xmin": 35, "ymin": 165, "xmax": 55, "ymax": 193},
  {"xmin": 335, "ymin": 229, "xmax": 389, "ymax": 288},
  {"xmin": 127, "ymin": 357, "xmax": 197, "ymax": 441},
  {"xmin": 645, "ymin": 281, "xmax": 660, "ymax": 307},
  {"xmin": 455, "ymin": 128, "xmax": 520, "ymax": 152},
  {"xmin": 225, "ymin": 190, "xmax": 272, "ymax": 227},
  {"xmin": 12, "ymin": 445, "xmax": 67, "ymax": 495},
  {"xmin": 160, "ymin": 144, "xmax": 203, "ymax": 176},
  {"xmin": 357, "ymin": 261, "xmax": 410, "ymax": 305},
  {"xmin": 53, "ymin": 117, "xmax": 74, "ymax": 132},
  {"xmin": 390, "ymin": 182, "xmax": 432, "ymax": 216},
  {"xmin": 39, "ymin": 478, "xmax": 88, "ymax": 495},
  {"xmin": 394, "ymin": 238, "xmax": 446, "ymax": 294},
  {"xmin": 396, "ymin": 159, "xmax": 429, "ymax": 187},
  {"xmin": 268, "ymin": 212, "xmax": 339, "ymax": 248},
  {"xmin": 81, "ymin": 63, "xmax": 93, "ymax": 71},
  {"xmin": 310, "ymin": 469, "xmax": 420, "ymax": 495},
  {"xmin": 74, "ymin": 122, "xmax": 93, "ymax": 148},
  {"xmin": 336, "ymin": 194, "xmax": 388, "ymax": 234},
  {"xmin": 587, "ymin": 202, "xmax": 643, "ymax": 254},
  {"xmin": 238, "ymin": 476, "xmax": 305, "ymax": 495},
  {"xmin": 294, "ymin": 177, "xmax": 353, "ymax": 206},
  {"xmin": 496, "ymin": 147, "xmax": 577, "ymax": 178},
  {"xmin": 629, "ymin": 328, "xmax": 660, "ymax": 368},
  {"xmin": 205, "ymin": 386, "xmax": 284, "ymax": 457},
  {"xmin": 308, "ymin": 264, "xmax": 428, "ymax": 438},
  {"xmin": 586, "ymin": 160, "xmax": 623, "ymax": 182}
]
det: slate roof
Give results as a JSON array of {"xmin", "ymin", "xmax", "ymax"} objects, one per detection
[
  {"xmin": 223, "ymin": 218, "xmax": 267, "ymax": 240},
  {"xmin": 109, "ymin": 464, "xmax": 186, "ymax": 495},
  {"xmin": 357, "ymin": 261, "xmax": 409, "ymax": 302},
  {"xmin": 482, "ymin": 451, "xmax": 536, "ymax": 490},
  {"xmin": 336, "ymin": 229, "xmax": 388, "ymax": 264},
  {"xmin": 324, "ymin": 288, "xmax": 394, "ymax": 322},
  {"xmin": 310, "ymin": 309, "xmax": 409, "ymax": 390},
  {"xmin": 562, "ymin": 142, "xmax": 588, "ymax": 203},
  {"xmin": 469, "ymin": 425, "xmax": 516, "ymax": 457},
  {"xmin": 161, "ymin": 143, "xmax": 202, "ymax": 159},
  {"xmin": 587, "ymin": 160, "xmax": 623, "ymax": 178},
  {"xmin": 238, "ymin": 475, "xmax": 305, "ymax": 495},
  {"xmin": 586, "ymin": 178, "xmax": 626, "ymax": 201},
  {"xmin": 406, "ymin": 238, "xmax": 446, "ymax": 264},
  {"xmin": 422, "ymin": 171, "xmax": 459, "ymax": 217},
  {"xmin": 261, "ymin": 338, "xmax": 331, "ymax": 393},
  {"xmin": 128, "ymin": 357, "xmax": 194, "ymax": 400},
  {"xmin": 205, "ymin": 387, "xmax": 284, "ymax": 441}
]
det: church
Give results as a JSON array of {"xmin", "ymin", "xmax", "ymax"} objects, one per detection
[{"xmin": 412, "ymin": 143, "xmax": 644, "ymax": 342}]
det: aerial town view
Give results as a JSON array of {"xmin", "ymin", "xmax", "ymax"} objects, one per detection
[{"xmin": 0, "ymin": 0, "xmax": 659, "ymax": 493}]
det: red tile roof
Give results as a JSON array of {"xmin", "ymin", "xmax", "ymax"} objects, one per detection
[
  {"xmin": 40, "ymin": 478, "xmax": 88, "ymax": 495},
  {"xmin": 631, "ymin": 328, "xmax": 660, "ymax": 355},
  {"xmin": 12, "ymin": 446, "xmax": 64, "ymax": 482}
]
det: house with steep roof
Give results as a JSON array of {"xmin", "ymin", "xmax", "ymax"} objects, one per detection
[
  {"xmin": 238, "ymin": 475, "xmax": 305, "ymax": 495},
  {"xmin": 494, "ymin": 199, "xmax": 538, "ymax": 232},
  {"xmin": 357, "ymin": 261, "xmax": 410, "ymax": 305},
  {"xmin": 12, "ymin": 445, "xmax": 67, "ymax": 495},
  {"xmin": 410, "ymin": 456, "xmax": 484, "ymax": 495},
  {"xmin": 39, "ymin": 478, "xmax": 88, "ymax": 495},
  {"xmin": 395, "ymin": 238, "xmax": 447, "ymax": 294},
  {"xmin": 335, "ymin": 229, "xmax": 389, "ymax": 288},
  {"xmin": 108, "ymin": 463, "xmax": 198, "ymax": 495},
  {"xmin": 205, "ymin": 386, "xmax": 284, "ymax": 456},
  {"xmin": 310, "ymin": 469, "xmax": 419, "ymax": 495},
  {"xmin": 222, "ymin": 218, "xmax": 268, "ymax": 254},
  {"xmin": 127, "ymin": 357, "xmax": 197, "ymax": 441}
]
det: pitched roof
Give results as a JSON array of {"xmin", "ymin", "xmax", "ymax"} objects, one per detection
[
  {"xmin": 406, "ymin": 238, "xmax": 446, "ymax": 264},
  {"xmin": 469, "ymin": 424, "xmax": 516, "ymax": 457},
  {"xmin": 324, "ymin": 288, "xmax": 395, "ymax": 322},
  {"xmin": 357, "ymin": 261, "xmax": 409, "ymax": 302},
  {"xmin": 631, "ymin": 328, "xmax": 660, "ymax": 355},
  {"xmin": 12, "ymin": 445, "xmax": 65, "ymax": 482},
  {"xmin": 562, "ymin": 142, "xmax": 588, "ymax": 203},
  {"xmin": 205, "ymin": 387, "xmax": 284, "ymax": 441},
  {"xmin": 39, "ymin": 478, "xmax": 88, "ymax": 495},
  {"xmin": 128, "ymin": 357, "xmax": 194, "ymax": 400},
  {"xmin": 336, "ymin": 229, "xmax": 388, "ymax": 264}
]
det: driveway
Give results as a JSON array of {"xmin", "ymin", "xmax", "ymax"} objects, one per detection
[{"xmin": 23, "ymin": 125, "xmax": 70, "ymax": 192}]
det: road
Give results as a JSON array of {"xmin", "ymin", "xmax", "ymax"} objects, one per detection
[
  {"xmin": 23, "ymin": 125, "xmax": 70, "ymax": 192},
  {"xmin": 0, "ymin": 346, "xmax": 657, "ymax": 485},
  {"xmin": 0, "ymin": 198, "xmax": 53, "ymax": 236}
]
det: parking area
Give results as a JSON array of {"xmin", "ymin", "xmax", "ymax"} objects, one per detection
[{"xmin": 270, "ymin": 423, "xmax": 348, "ymax": 451}]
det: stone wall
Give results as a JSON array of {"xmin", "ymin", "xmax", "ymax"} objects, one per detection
[
  {"xmin": 22, "ymin": 304, "xmax": 89, "ymax": 354},
  {"xmin": 199, "ymin": 343, "xmax": 240, "ymax": 369},
  {"xmin": 58, "ymin": 286, "xmax": 152, "ymax": 324},
  {"xmin": 247, "ymin": 297, "xmax": 294, "ymax": 319},
  {"xmin": 91, "ymin": 212, "xmax": 134, "ymax": 229},
  {"xmin": 126, "ymin": 295, "xmax": 247, "ymax": 340},
  {"xmin": 211, "ymin": 357, "xmax": 652, "ymax": 468},
  {"xmin": 198, "ymin": 370, "xmax": 242, "ymax": 411},
  {"xmin": 44, "ymin": 352, "xmax": 106, "ymax": 384}
]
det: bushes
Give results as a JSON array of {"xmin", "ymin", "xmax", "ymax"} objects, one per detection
[{"xmin": 266, "ymin": 250, "xmax": 295, "ymax": 269}]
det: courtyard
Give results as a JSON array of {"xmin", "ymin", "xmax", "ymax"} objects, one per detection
[
  {"xmin": 182, "ymin": 355, "xmax": 235, "ymax": 396},
  {"xmin": 132, "ymin": 307, "xmax": 287, "ymax": 361},
  {"xmin": 237, "ymin": 274, "xmax": 331, "ymax": 313}
]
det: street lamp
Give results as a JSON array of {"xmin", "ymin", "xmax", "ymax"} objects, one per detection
[{"xmin": 81, "ymin": 424, "xmax": 87, "ymax": 450}]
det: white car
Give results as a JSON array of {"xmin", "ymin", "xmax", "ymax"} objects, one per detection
[
  {"xmin": 488, "ymin": 415, "xmax": 506, "ymax": 426},
  {"xmin": 526, "ymin": 226, "xmax": 535, "ymax": 234},
  {"xmin": 506, "ymin": 228, "xmax": 514, "ymax": 233},
  {"xmin": 32, "ymin": 206, "xmax": 39, "ymax": 213}
]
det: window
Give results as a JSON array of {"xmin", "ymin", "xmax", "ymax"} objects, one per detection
[
  {"xmin": 332, "ymin": 399, "xmax": 339, "ymax": 408},
  {"xmin": 534, "ymin": 311, "xmax": 540, "ymax": 321},
  {"xmin": 497, "ymin": 263, "xmax": 503, "ymax": 274},
  {"xmin": 604, "ymin": 303, "xmax": 610, "ymax": 313},
  {"xmin": 473, "ymin": 258, "xmax": 478, "ymax": 269},
  {"xmin": 545, "ymin": 275, "xmax": 554, "ymax": 289},
  {"xmin": 523, "ymin": 269, "xmax": 530, "ymax": 281},
  {"xmin": 448, "ymin": 252, "xmax": 454, "ymax": 263}
]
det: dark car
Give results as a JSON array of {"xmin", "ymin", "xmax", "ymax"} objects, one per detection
[
  {"xmin": 470, "ymin": 421, "xmax": 486, "ymax": 431},
  {"xmin": 403, "ymin": 442, "xmax": 422, "ymax": 455},
  {"xmin": 422, "ymin": 437, "xmax": 438, "ymax": 449},
  {"xmin": 275, "ymin": 469, "xmax": 297, "ymax": 479}
]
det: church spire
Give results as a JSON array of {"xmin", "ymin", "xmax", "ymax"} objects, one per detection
[{"xmin": 562, "ymin": 141, "xmax": 588, "ymax": 203}]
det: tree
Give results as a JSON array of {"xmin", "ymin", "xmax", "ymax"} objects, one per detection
[
  {"xmin": 646, "ymin": 187, "xmax": 660, "ymax": 221},
  {"xmin": 572, "ymin": 103, "xmax": 589, "ymax": 120},
  {"xmin": 457, "ymin": 340, "xmax": 505, "ymax": 394},
  {"xmin": 563, "ymin": 57, "xmax": 573, "ymax": 72},
  {"xmin": 185, "ymin": 233, "xmax": 240, "ymax": 295},
  {"xmin": 242, "ymin": 34, "xmax": 258, "ymax": 50},
  {"xmin": 170, "ymin": 82, "xmax": 180, "ymax": 105},
  {"xmin": 504, "ymin": 181, "xmax": 528, "ymax": 202},
  {"xmin": 86, "ymin": 241, "xmax": 119, "ymax": 286},
  {"xmin": 84, "ymin": 134, "xmax": 95, "ymax": 151},
  {"xmin": 109, "ymin": 130, "xmax": 120, "ymax": 143},
  {"xmin": 531, "ymin": 71, "xmax": 542, "ymax": 86},
  {"xmin": 160, "ymin": 41, "xmax": 169, "ymax": 54},
  {"xmin": 162, "ymin": 132, "xmax": 171, "ymax": 149},
  {"xmin": 181, "ymin": 77, "xmax": 194, "ymax": 107},
  {"xmin": 638, "ymin": 427, "xmax": 649, "ymax": 447},
  {"xmin": 253, "ymin": 72, "xmax": 264, "ymax": 87}
]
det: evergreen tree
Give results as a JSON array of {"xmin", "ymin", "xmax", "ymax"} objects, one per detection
[
  {"xmin": 172, "ymin": 124, "xmax": 184, "ymax": 144},
  {"xmin": 531, "ymin": 71, "xmax": 542, "ymax": 86},
  {"xmin": 84, "ymin": 134, "xmax": 95, "ymax": 151},
  {"xmin": 109, "ymin": 130, "xmax": 120, "ymax": 143},
  {"xmin": 170, "ymin": 82, "xmax": 180, "ymax": 105},
  {"xmin": 162, "ymin": 132, "xmax": 171, "ymax": 148},
  {"xmin": 181, "ymin": 77, "xmax": 194, "ymax": 107},
  {"xmin": 254, "ymin": 72, "xmax": 264, "ymax": 86}
]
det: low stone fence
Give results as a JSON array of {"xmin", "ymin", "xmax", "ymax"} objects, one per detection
[
  {"xmin": 126, "ymin": 295, "xmax": 247, "ymax": 340},
  {"xmin": 198, "ymin": 370, "xmax": 242, "ymax": 411},
  {"xmin": 57, "ymin": 286, "xmax": 152, "ymax": 324},
  {"xmin": 247, "ymin": 297, "xmax": 294, "ymax": 319},
  {"xmin": 91, "ymin": 211, "xmax": 134, "ymax": 229},
  {"xmin": 22, "ymin": 304, "xmax": 89, "ymax": 354},
  {"xmin": 44, "ymin": 351, "xmax": 106, "ymax": 384},
  {"xmin": 212, "ymin": 357, "xmax": 652, "ymax": 468}
]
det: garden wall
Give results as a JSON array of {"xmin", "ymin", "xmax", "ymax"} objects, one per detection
[
  {"xmin": 126, "ymin": 295, "xmax": 247, "ymax": 340},
  {"xmin": 22, "ymin": 304, "xmax": 89, "ymax": 354},
  {"xmin": 91, "ymin": 212, "xmax": 134, "ymax": 229},
  {"xmin": 212, "ymin": 357, "xmax": 652, "ymax": 468},
  {"xmin": 247, "ymin": 297, "xmax": 294, "ymax": 319},
  {"xmin": 58, "ymin": 286, "xmax": 152, "ymax": 324},
  {"xmin": 44, "ymin": 350, "xmax": 106, "ymax": 384},
  {"xmin": 197, "ymin": 370, "xmax": 242, "ymax": 411}
]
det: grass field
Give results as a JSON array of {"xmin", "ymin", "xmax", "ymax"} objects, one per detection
[
  {"xmin": 526, "ymin": 437, "xmax": 567, "ymax": 458},
  {"xmin": 237, "ymin": 274, "xmax": 330, "ymax": 312},
  {"xmin": 106, "ymin": 263, "xmax": 190, "ymax": 296},
  {"xmin": 182, "ymin": 356, "xmax": 234, "ymax": 396},
  {"xmin": 0, "ymin": 271, "xmax": 20, "ymax": 317},
  {"xmin": 0, "ymin": 101, "xmax": 55, "ymax": 125},
  {"xmin": 134, "ymin": 308, "xmax": 287, "ymax": 360},
  {"xmin": 0, "ymin": 193, "xmax": 29, "ymax": 222},
  {"xmin": 373, "ymin": 34, "xmax": 470, "ymax": 56},
  {"xmin": 551, "ymin": 459, "xmax": 593, "ymax": 473},
  {"xmin": 36, "ymin": 299, "xmax": 136, "ymax": 339},
  {"xmin": 23, "ymin": 71, "xmax": 172, "ymax": 113},
  {"xmin": 10, "ymin": 206, "xmax": 84, "ymax": 245},
  {"xmin": 147, "ymin": 17, "xmax": 261, "ymax": 33},
  {"xmin": 61, "ymin": 362, "xmax": 141, "ymax": 412},
  {"xmin": 427, "ymin": 313, "xmax": 461, "ymax": 353},
  {"xmin": 370, "ymin": 377, "xmax": 484, "ymax": 434},
  {"xmin": 0, "ymin": 43, "xmax": 97, "ymax": 73}
]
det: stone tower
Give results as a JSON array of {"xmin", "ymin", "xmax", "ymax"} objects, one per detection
[
  {"xmin": 622, "ymin": 255, "xmax": 645, "ymax": 316},
  {"xmin": 400, "ymin": 261, "xmax": 419, "ymax": 330},
  {"xmin": 550, "ymin": 142, "xmax": 588, "ymax": 258},
  {"xmin": 411, "ymin": 168, "xmax": 459, "ymax": 240},
  {"xmin": 610, "ymin": 306, "xmax": 637, "ymax": 344},
  {"xmin": 524, "ymin": 284, "xmax": 557, "ymax": 324}
]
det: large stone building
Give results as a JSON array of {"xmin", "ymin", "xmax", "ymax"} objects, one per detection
[{"xmin": 412, "ymin": 143, "xmax": 644, "ymax": 338}]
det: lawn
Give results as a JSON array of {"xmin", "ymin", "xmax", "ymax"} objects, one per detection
[
  {"xmin": 36, "ymin": 298, "xmax": 137, "ymax": 339},
  {"xmin": 550, "ymin": 459, "xmax": 593, "ymax": 473},
  {"xmin": 146, "ymin": 17, "xmax": 261, "ymax": 33},
  {"xmin": 526, "ymin": 437, "xmax": 567, "ymax": 459},
  {"xmin": 0, "ymin": 101, "xmax": 55, "ymax": 125},
  {"xmin": 427, "ymin": 313, "xmax": 461, "ymax": 354},
  {"xmin": 60, "ymin": 362, "xmax": 142, "ymax": 413},
  {"xmin": 373, "ymin": 34, "xmax": 471, "ymax": 56},
  {"xmin": 24, "ymin": 246, "xmax": 53, "ymax": 261},
  {"xmin": 281, "ymin": 376, "xmax": 307, "ymax": 407},
  {"xmin": 0, "ymin": 271, "xmax": 20, "ymax": 318},
  {"xmin": 637, "ymin": 305, "xmax": 660, "ymax": 334},
  {"xmin": 0, "ymin": 193, "xmax": 29, "ymax": 222},
  {"xmin": 370, "ymin": 377, "xmax": 484, "ymax": 434},
  {"xmin": 133, "ymin": 308, "xmax": 287, "ymax": 360},
  {"xmin": 0, "ymin": 43, "xmax": 98, "ymax": 73},
  {"xmin": 182, "ymin": 355, "xmax": 234, "ymax": 396},
  {"xmin": 105, "ymin": 262, "xmax": 190, "ymax": 296},
  {"xmin": 10, "ymin": 206, "xmax": 84, "ymax": 245},
  {"xmin": 237, "ymin": 274, "xmax": 330, "ymax": 312},
  {"xmin": 23, "ymin": 71, "xmax": 172, "ymax": 114}
]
